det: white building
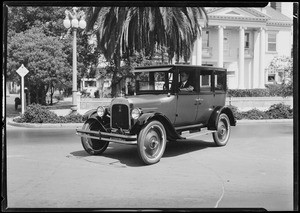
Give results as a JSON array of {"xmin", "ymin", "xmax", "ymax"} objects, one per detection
[{"xmin": 190, "ymin": 2, "xmax": 293, "ymax": 89}]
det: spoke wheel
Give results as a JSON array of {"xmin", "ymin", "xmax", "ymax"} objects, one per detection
[
  {"xmin": 213, "ymin": 113, "xmax": 231, "ymax": 146},
  {"xmin": 137, "ymin": 120, "xmax": 167, "ymax": 165},
  {"xmin": 81, "ymin": 119, "xmax": 109, "ymax": 155}
]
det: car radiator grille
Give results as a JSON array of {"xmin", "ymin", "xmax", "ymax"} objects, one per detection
[{"xmin": 111, "ymin": 104, "xmax": 130, "ymax": 129}]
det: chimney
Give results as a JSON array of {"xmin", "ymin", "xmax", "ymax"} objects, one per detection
[{"xmin": 270, "ymin": 2, "xmax": 282, "ymax": 13}]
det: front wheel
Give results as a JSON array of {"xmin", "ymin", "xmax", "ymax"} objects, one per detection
[
  {"xmin": 81, "ymin": 119, "xmax": 109, "ymax": 155},
  {"xmin": 137, "ymin": 120, "xmax": 167, "ymax": 165},
  {"xmin": 213, "ymin": 113, "xmax": 231, "ymax": 146}
]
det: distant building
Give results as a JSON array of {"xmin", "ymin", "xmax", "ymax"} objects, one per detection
[{"xmin": 189, "ymin": 2, "xmax": 293, "ymax": 89}]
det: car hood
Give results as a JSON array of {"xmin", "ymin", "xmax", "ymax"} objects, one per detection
[{"xmin": 114, "ymin": 94, "xmax": 175, "ymax": 113}]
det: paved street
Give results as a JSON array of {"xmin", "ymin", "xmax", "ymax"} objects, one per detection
[{"xmin": 4, "ymin": 121, "xmax": 294, "ymax": 210}]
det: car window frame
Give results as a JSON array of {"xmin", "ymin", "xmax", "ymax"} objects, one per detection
[{"xmin": 176, "ymin": 67, "xmax": 199, "ymax": 95}]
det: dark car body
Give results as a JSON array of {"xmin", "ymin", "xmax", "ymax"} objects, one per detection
[{"xmin": 76, "ymin": 65, "xmax": 236, "ymax": 164}]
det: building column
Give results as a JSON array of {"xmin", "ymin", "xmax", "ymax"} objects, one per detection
[
  {"xmin": 196, "ymin": 34, "xmax": 202, "ymax": 65},
  {"xmin": 252, "ymin": 30, "xmax": 260, "ymax": 88},
  {"xmin": 238, "ymin": 26, "xmax": 246, "ymax": 89},
  {"xmin": 190, "ymin": 39, "xmax": 196, "ymax": 65},
  {"xmin": 218, "ymin": 25, "xmax": 225, "ymax": 67},
  {"xmin": 259, "ymin": 27, "xmax": 266, "ymax": 88}
]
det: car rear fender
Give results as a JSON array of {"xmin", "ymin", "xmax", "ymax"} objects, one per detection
[
  {"xmin": 207, "ymin": 106, "xmax": 237, "ymax": 130},
  {"xmin": 131, "ymin": 112, "xmax": 182, "ymax": 141}
]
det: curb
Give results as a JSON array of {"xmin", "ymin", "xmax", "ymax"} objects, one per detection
[
  {"xmin": 6, "ymin": 117, "xmax": 293, "ymax": 128},
  {"xmin": 236, "ymin": 119, "xmax": 293, "ymax": 124},
  {"xmin": 6, "ymin": 118, "xmax": 84, "ymax": 128}
]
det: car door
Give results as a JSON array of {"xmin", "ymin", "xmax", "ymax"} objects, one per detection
[
  {"xmin": 195, "ymin": 69, "xmax": 215, "ymax": 124},
  {"xmin": 212, "ymin": 70, "xmax": 227, "ymax": 107},
  {"xmin": 174, "ymin": 69, "xmax": 199, "ymax": 127}
]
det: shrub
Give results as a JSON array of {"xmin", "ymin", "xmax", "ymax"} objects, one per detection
[
  {"xmin": 21, "ymin": 103, "xmax": 59, "ymax": 123},
  {"xmin": 63, "ymin": 113, "xmax": 83, "ymax": 123},
  {"xmin": 266, "ymin": 102, "xmax": 293, "ymax": 119},
  {"xmin": 54, "ymin": 94, "xmax": 64, "ymax": 101},
  {"xmin": 280, "ymin": 83, "xmax": 293, "ymax": 97},
  {"xmin": 15, "ymin": 103, "xmax": 84, "ymax": 123},
  {"xmin": 227, "ymin": 89, "xmax": 270, "ymax": 97},
  {"xmin": 94, "ymin": 90, "xmax": 100, "ymax": 98},
  {"xmin": 265, "ymin": 84, "xmax": 282, "ymax": 96},
  {"xmin": 239, "ymin": 108, "xmax": 269, "ymax": 120}
]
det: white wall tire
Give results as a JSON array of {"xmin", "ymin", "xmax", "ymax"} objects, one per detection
[
  {"xmin": 137, "ymin": 120, "xmax": 167, "ymax": 165},
  {"xmin": 81, "ymin": 119, "xmax": 109, "ymax": 155},
  {"xmin": 213, "ymin": 113, "xmax": 231, "ymax": 146}
]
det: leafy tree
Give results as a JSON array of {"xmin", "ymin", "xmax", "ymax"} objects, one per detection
[
  {"xmin": 267, "ymin": 55, "xmax": 293, "ymax": 97},
  {"xmin": 86, "ymin": 7, "xmax": 208, "ymax": 97},
  {"xmin": 7, "ymin": 6, "xmax": 67, "ymax": 35},
  {"xmin": 7, "ymin": 26, "xmax": 71, "ymax": 104},
  {"xmin": 7, "ymin": 6, "xmax": 100, "ymax": 100}
]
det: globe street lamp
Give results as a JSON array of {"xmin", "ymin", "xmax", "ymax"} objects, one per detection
[{"xmin": 63, "ymin": 7, "xmax": 86, "ymax": 111}]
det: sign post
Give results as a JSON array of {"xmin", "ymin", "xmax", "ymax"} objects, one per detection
[{"xmin": 16, "ymin": 64, "xmax": 29, "ymax": 114}]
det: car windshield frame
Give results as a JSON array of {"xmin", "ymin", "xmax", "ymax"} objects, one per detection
[
  {"xmin": 133, "ymin": 67, "xmax": 176, "ymax": 95},
  {"xmin": 134, "ymin": 71, "xmax": 175, "ymax": 94}
]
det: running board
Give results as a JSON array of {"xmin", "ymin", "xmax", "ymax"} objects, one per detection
[{"xmin": 180, "ymin": 128, "xmax": 217, "ymax": 139}]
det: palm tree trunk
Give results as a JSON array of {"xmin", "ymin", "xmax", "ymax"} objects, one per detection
[{"xmin": 111, "ymin": 51, "xmax": 121, "ymax": 97}]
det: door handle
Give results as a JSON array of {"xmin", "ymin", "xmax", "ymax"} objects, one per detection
[{"xmin": 194, "ymin": 98, "xmax": 204, "ymax": 105}]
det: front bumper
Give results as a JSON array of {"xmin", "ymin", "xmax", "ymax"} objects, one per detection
[{"xmin": 76, "ymin": 128, "xmax": 137, "ymax": 145}]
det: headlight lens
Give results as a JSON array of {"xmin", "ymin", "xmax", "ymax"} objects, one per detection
[
  {"xmin": 97, "ymin": 106, "xmax": 106, "ymax": 117},
  {"xmin": 131, "ymin": 108, "xmax": 142, "ymax": 119}
]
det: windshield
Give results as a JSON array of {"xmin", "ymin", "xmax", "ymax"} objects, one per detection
[{"xmin": 135, "ymin": 71, "xmax": 174, "ymax": 94}]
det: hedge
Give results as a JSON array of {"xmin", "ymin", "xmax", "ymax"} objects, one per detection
[
  {"xmin": 13, "ymin": 103, "xmax": 83, "ymax": 123},
  {"xmin": 14, "ymin": 102, "xmax": 293, "ymax": 124},
  {"xmin": 227, "ymin": 84, "xmax": 293, "ymax": 97},
  {"xmin": 227, "ymin": 103, "xmax": 293, "ymax": 120}
]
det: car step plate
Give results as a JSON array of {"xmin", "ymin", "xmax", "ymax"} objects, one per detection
[{"xmin": 181, "ymin": 128, "xmax": 217, "ymax": 139}]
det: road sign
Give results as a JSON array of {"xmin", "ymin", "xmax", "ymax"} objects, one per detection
[
  {"xmin": 16, "ymin": 64, "xmax": 29, "ymax": 114},
  {"xmin": 16, "ymin": 64, "xmax": 29, "ymax": 77}
]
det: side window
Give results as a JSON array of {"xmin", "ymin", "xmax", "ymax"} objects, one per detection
[
  {"xmin": 267, "ymin": 33, "xmax": 277, "ymax": 52},
  {"xmin": 214, "ymin": 71, "xmax": 226, "ymax": 91},
  {"xmin": 178, "ymin": 70, "xmax": 196, "ymax": 93},
  {"xmin": 200, "ymin": 71, "xmax": 212, "ymax": 92}
]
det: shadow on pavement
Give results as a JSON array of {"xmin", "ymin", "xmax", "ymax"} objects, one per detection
[
  {"xmin": 70, "ymin": 139, "xmax": 217, "ymax": 167},
  {"xmin": 163, "ymin": 139, "xmax": 216, "ymax": 158}
]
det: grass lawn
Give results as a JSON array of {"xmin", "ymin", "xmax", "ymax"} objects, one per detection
[{"xmin": 6, "ymin": 94, "xmax": 73, "ymax": 118}]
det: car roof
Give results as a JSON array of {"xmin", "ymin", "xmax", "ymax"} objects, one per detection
[{"xmin": 132, "ymin": 64, "xmax": 226, "ymax": 73}]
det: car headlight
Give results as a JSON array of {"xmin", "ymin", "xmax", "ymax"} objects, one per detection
[
  {"xmin": 97, "ymin": 106, "xmax": 106, "ymax": 117},
  {"xmin": 131, "ymin": 108, "xmax": 142, "ymax": 119}
]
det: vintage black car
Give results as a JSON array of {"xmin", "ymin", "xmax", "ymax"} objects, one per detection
[{"xmin": 76, "ymin": 65, "xmax": 236, "ymax": 165}]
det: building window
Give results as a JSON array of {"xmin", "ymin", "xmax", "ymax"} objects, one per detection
[
  {"xmin": 267, "ymin": 33, "xmax": 277, "ymax": 52},
  {"xmin": 200, "ymin": 71, "xmax": 212, "ymax": 92},
  {"xmin": 227, "ymin": 71, "xmax": 235, "ymax": 76},
  {"xmin": 202, "ymin": 30, "xmax": 209, "ymax": 47},
  {"xmin": 245, "ymin": 32, "xmax": 250, "ymax": 49},
  {"xmin": 268, "ymin": 74, "xmax": 275, "ymax": 83}
]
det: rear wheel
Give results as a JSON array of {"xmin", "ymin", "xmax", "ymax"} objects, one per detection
[
  {"xmin": 81, "ymin": 119, "xmax": 109, "ymax": 155},
  {"xmin": 213, "ymin": 113, "xmax": 231, "ymax": 146},
  {"xmin": 137, "ymin": 120, "xmax": 167, "ymax": 165}
]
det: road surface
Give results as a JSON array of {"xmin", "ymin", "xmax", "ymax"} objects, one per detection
[{"xmin": 4, "ymin": 121, "xmax": 294, "ymax": 210}]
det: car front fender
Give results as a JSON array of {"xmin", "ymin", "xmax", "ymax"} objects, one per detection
[
  {"xmin": 82, "ymin": 109, "xmax": 97, "ymax": 121},
  {"xmin": 131, "ymin": 112, "xmax": 182, "ymax": 141},
  {"xmin": 207, "ymin": 106, "xmax": 237, "ymax": 130},
  {"xmin": 82, "ymin": 109, "xmax": 110, "ymax": 126}
]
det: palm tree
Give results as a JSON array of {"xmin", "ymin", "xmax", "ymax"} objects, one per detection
[{"xmin": 86, "ymin": 7, "xmax": 208, "ymax": 97}]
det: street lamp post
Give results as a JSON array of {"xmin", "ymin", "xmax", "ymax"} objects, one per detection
[{"xmin": 63, "ymin": 7, "xmax": 86, "ymax": 111}]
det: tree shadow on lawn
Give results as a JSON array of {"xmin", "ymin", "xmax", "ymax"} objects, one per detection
[
  {"xmin": 6, "ymin": 103, "xmax": 21, "ymax": 118},
  {"xmin": 70, "ymin": 139, "xmax": 217, "ymax": 167}
]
